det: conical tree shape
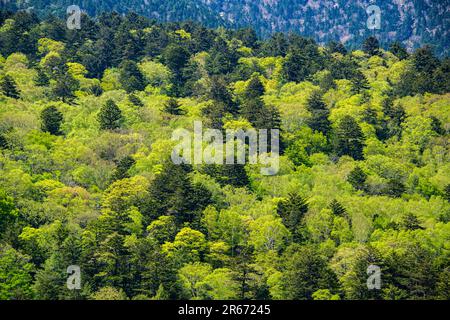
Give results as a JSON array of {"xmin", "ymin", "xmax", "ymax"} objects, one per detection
[
  {"xmin": 335, "ymin": 115, "xmax": 365, "ymax": 160},
  {"xmin": 1, "ymin": 75, "xmax": 20, "ymax": 99},
  {"xmin": 98, "ymin": 99, "xmax": 123, "ymax": 130},
  {"xmin": 41, "ymin": 105, "xmax": 63, "ymax": 135},
  {"xmin": 163, "ymin": 98, "xmax": 183, "ymax": 115},
  {"xmin": 306, "ymin": 91, "xmax": 331, "ymax": 135},
  {"xmin": 34, "ymin": 68, "xmax": 50, "ymax": 87}
]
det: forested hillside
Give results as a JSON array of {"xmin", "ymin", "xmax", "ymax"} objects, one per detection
[
  {"xmin": 2, "ymin": 0, "xmax": 449, "ymax": 56},
  {"xmin": 0, "ymin": 10, "xmax": 449, "ymax": 300}
]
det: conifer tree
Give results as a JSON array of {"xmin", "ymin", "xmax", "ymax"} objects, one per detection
[
  {"xmin": 34, "ymin": 68, "xmax": 50, "ymax": 87},
  {"xmin": 363, "ymin": 36, "xmax": 380, "ymax": 56},
  {"xmin": 41, "ymin": 105, "xmax": 63, "ymax": 135},
  {"xmin": 306, "ymin": 91, "xmax": 331, "ymax": 136},
  {"xmin": 389, "ymin": 42, "xmax": 409, "ymax": 60},
  {"xmin": 277, "ymin": 193, "xmax": 308, "ymax": 242},
  {"xmin": 350, "ymin": 71, "xmax": 370, "ymax": 94},
  {"xmin": 347, "ymin": 166, "xmax": 367, "ymax": 191},
  {"xmin": 128, "ymin": 93, "xmax": 144, "ymax": 107},
  {"xmin": 335, "ymin": 116, "xmax": 365, "ymax": 160},
  {"xmin": 97, "ymin": 99, "xmax": 123, "ymax": 130},
  {"xmin": 119, "ymin": 60, "xmax": 146, "ymax": 93},
  {"xmin": 244, "ymin": 74, "xmax": 265, "ymax": 100},
  {"xmin": 163, "ymin": 98, "xmax": 183, "ymax": 115},
  {"xmin": 111, "ymin": 156, "xmax": 136, "ymax": 182},
  {"xmin": 1, "ymin": 75, "xmax": 20, "ymax": 99}
]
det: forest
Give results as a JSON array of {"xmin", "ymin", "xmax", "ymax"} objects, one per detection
[{"xmin": 0, "ymin": 10, "xmax": 449, "ymax": 300}]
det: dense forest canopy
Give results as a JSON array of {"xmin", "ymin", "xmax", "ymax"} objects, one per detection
[
  {"xmin": 2, "ymin": 0, "xmax": 449, "ymax": 56},
  {"xmin": 0, "ymin": 10, "xmax": 449, "ymax": 300}
]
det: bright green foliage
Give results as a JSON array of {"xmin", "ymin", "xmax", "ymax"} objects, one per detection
[
  {"xmin": 0, "ymin": 246, "xmax": 34, "ymax": 300},
  {"xmin": 0, "ymin": 11, "xmax": 448, "ymax": 301}
]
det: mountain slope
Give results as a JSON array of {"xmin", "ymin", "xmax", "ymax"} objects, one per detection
[{"xmin": 2, "ymin": 0, "xmax": 449, "ymax": 55}]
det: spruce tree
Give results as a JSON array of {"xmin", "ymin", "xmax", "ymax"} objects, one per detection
[
  {"xmin": 119, "ymin": 60, "xmax": 146, "ymax": 93},
  {"xmin": 277, "ymin": 193, "xmax": 309, "ymax": 242},
  {"xmin": 111, "ymin": 156, "xmax": 135, "ymax": 182},
  {"xmin": 97, "ymin": 99, "xmax": 123, "ymax": 130},
  {"xmin": 389, "ymin": 42, "xmax": 409, "ymax": 60},
  {"xmin": 347, "ymin": 166, "xmax": 367, "ymax": 191},
  {"xmin": 128, "ymin": 93, "xmax": 143, "ymax": 107},
  {"xmin": 1, "ymin": 75, "xmax": 20, "ymax": 99},
  {"xmin": 244, "ymin": 74, "xmax": 265, "ymax": 100},
  {"xmin": 335, "ymin": 115, "xmax": 365, "ymax": 160},
  {"xmin": 401, "ymin": 213, "xmax": 423, "ymax": 231},
  {"xmin": 329, "ymin": 199, "xmax": 351, "ymax": 227},
  {"xmin": 163, "ymin": 98, "xmax": 183, "ymax": 115},
  {"xmin": 444, "ymin": 184, "xmax": 450, "ymax": 203},
  {"xmin": 362, "ymin": 36, "xmax": 380, "ymax": 56},
  {"xmin": 34, "ymin": 68, "xmax": 50, "ymax": 87},
  {"xmin": 0, "ymin": 133, "xmax": 7, "ymax": 150},
  {"xmin": 306, "ymin": 91, "xmax": 331, "ymax": 136},
  {"xmin": 41, "ymin": 105, "xmax": 63, "ymax": 135},
  {"xmin": 329, "ymin": 199, "xmax": 346, "ymax": 217},
  {"xmin": 282, "ymin": 48, "xmax": 309, "ymax": 83},
  {"xmin": 350, "ymin": 71, "xmax": 370, "ymax": 94}
]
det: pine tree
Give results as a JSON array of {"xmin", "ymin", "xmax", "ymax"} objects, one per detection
[
  {"xmin": 306, "ymin": 91, "xmax": 331, "ymax": 136},
  {"xmin": 335, "ymin": 115, "xmax": 365, "ymax": 160},
  {"xmin": 1, "ymin": 75, "xmax": 20, "ymax": 99},
  {"xmin": 163, "ymin": 98, "xmax": 183, "ymax": 115},
  {"xmin": 40, "ymin": 105, "xmax": 63, "ymax": 135},
  {"xmin": 97, "ymin": 99, "xmax": 123, "ymax": 130},
  {"xmin": 347, "ymin": 166, "xmax": 367, "ymax": 191}
]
